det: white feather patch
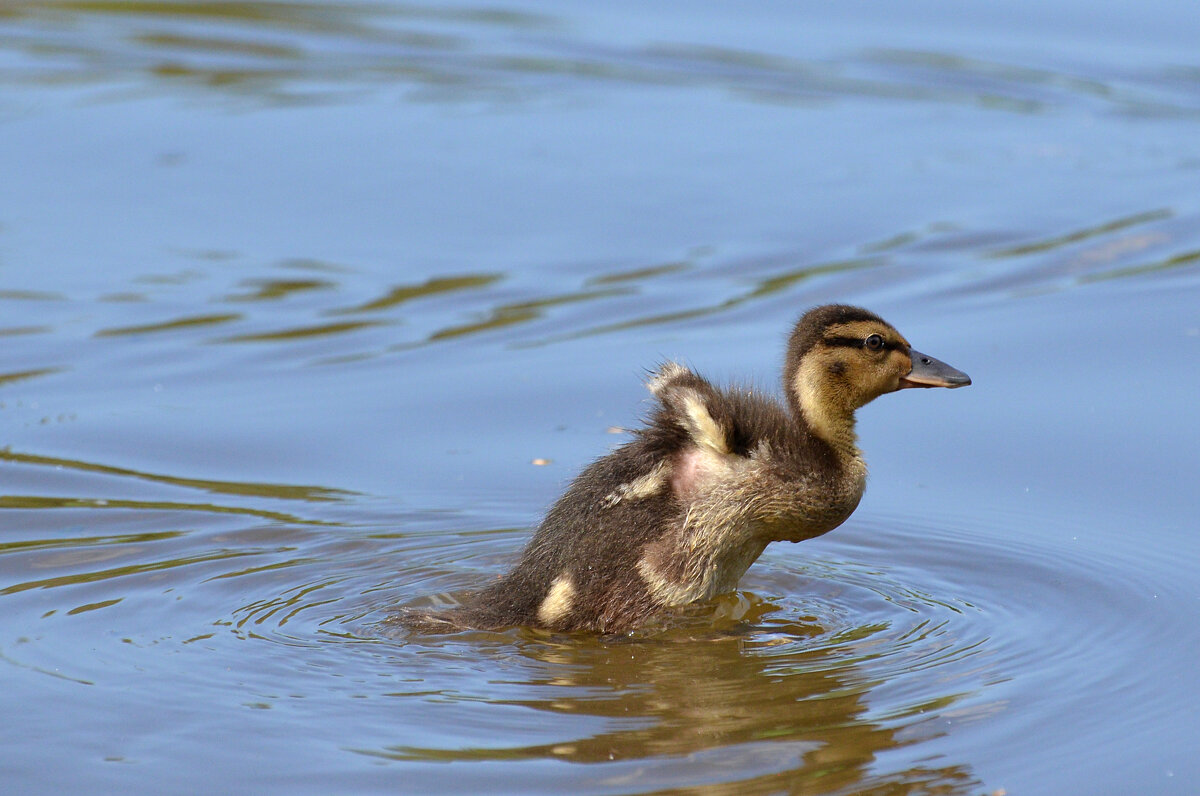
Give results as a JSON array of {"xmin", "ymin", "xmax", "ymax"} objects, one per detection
[
  {"xmin": 681, "ymin": 393, "xmax": 728, "ymax": 455},
  {"xmin": 536, "ymin": 574, "xmax": 575, "ymax": 625},
  {"xmin": 647, "ymin": 361, "xmax": 690, "ymax": 397},
  {"xmin": 603, "ymin": 460, "xmax": 671, "ymax": 507}
]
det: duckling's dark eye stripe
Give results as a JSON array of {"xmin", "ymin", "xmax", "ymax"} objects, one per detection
[{"xmin": 823, "ymin": 336, "xmax": 905, "ymax": 352}]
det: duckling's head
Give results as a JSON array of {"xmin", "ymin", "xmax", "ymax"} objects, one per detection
[{"xmin": 784, "ymin": 305, "xmax": 969, "ymax": 448}]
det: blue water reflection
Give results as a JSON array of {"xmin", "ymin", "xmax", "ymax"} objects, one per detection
[{"xmin": 1, "ymin": 2, "xmax": 1198, "ymax": 794}]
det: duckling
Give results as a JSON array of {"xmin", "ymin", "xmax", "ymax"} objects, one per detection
[{"xmin": 410, "ymin": 304, "xmax": 969, "ymax": 634}]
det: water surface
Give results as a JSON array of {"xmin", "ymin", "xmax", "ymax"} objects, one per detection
[{"xmin": 1, "ymin": 2, "xmax": 1198, "ymax": 794}]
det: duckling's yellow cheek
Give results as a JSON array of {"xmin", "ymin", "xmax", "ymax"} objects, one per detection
[{"xmin": 863, "ymin": 358, "xmax": 905, "ymax": 398}]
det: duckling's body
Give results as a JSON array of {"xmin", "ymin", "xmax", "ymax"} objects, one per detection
[{"xmin": 411, "ymin": 305, "xmax": 969, "ymax": 634}]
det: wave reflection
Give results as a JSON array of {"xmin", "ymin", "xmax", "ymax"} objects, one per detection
[{"xmin": 4, "ymin": 1, "xmax": 1200, "ymax": 119}]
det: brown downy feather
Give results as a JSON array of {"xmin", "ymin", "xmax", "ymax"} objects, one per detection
[{"xmin": 399, "ymin": 304, "xmax": 968, "ymax": 634}]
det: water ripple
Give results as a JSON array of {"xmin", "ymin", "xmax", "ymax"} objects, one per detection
[
  {"xmin": 1, "ymin": 476, "xmax": 1189, "ymax": 793},
  {"xmin": 5, "ymin": 1, "xmax": 1200, "ymax": 119},
  {"xmin": 262, "ymin": 507, "xmax": 1182, "ymax": 795}
]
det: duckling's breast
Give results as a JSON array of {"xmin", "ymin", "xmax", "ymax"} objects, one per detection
[{"xmin": 766, "ymin": 453, "xmax": 867, "ymax": 543}]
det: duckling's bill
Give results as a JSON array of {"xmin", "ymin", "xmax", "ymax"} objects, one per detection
[{"xmin": 898, "ymin": 350, "xmax": 971, "ymax": 389}]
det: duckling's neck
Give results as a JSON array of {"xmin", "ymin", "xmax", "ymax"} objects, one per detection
[
  {"xmin": 797, "ymin": 399, "xmax": 860, "ymax": 460},
  {"xmin": 789, "ymin": 370, "xmax": 862, "ymax": 461}
]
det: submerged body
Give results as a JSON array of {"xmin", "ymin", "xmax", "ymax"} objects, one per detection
[{"xmin": 410, "ymin": 305, "xmax": 969, "ymax": 633}]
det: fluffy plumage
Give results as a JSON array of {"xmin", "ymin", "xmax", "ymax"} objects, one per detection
[{"xmin": 404, "ymin": 304, "xmax": 969, "ymax": 633}]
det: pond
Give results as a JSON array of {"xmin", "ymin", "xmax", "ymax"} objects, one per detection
[{"xmin": 1, "ymin": 2, "xmax": 1198, "ymax": 793}]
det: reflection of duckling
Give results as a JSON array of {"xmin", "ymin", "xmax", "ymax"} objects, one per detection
[{"xmin": 417, "ymin": 305, "xmax": 969, "ymax": 633}]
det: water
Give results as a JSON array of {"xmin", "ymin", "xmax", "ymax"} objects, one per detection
[{"xmin": 2, "ymin": 2, "xmax": 1198, "ymax": 793}]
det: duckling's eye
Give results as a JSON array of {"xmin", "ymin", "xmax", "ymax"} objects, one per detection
[{"xmin": 864, "ymin": 334, "xmax": 885, "ymax": 351}]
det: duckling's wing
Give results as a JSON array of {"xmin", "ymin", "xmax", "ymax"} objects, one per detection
[{"xmin": 647, "ymin": 361, "xmax": 733, "ymax": 457}]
